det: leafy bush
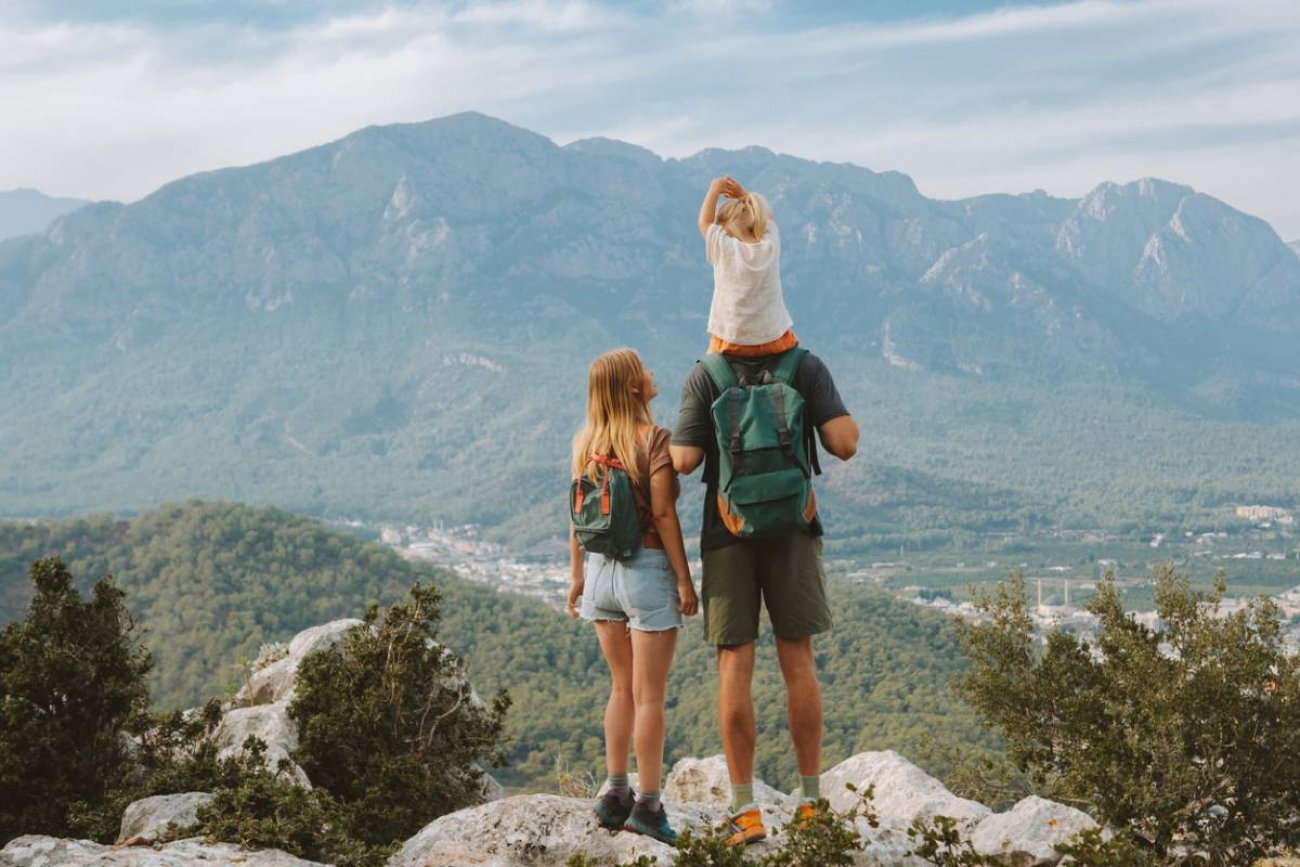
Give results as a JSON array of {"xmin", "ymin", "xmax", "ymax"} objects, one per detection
[
  {"xmin": 0, "ymin": 558, "xmax": 152, "ymax": 843},
  {"xmin": 289, "ymin": 581, "xmax": 511, "ymax": 846},
  {"xmin": 192, "ymin": 737, "xmax": 386, "ymax": 867},
  {"xmin": 906, "ymin": 815, "xmax": 996, "ymax": 866},
  {"xmin": 955, "ymin": 564, "xmax": 1300, "ymax": 862}
]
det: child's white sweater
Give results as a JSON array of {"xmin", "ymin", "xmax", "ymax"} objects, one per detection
[{"xmin": 705, "ymin": 220, "xmax": 792, "ymax": 345}]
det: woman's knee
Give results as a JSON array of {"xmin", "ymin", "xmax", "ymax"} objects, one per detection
[{"xmin": 633, "ymin": 686, "xmax": 666, "ymax": 708}]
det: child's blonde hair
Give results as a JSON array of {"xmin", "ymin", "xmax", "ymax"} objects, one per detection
[
  {"xmin": 716, "ymin": 192, "xmax": 770, "ymax": 242},
  {"xmin": 571, "ymin": 348, "xmax": 652, "ymax": 485}
]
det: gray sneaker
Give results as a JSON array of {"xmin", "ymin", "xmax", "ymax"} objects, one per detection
[
  {"xmin": 594, "ymin": 789, "xmax": 634, "ymax": 829},
  {"xmin": 625, "ymin": 800, "xmax": 678, "ymax": 846}
]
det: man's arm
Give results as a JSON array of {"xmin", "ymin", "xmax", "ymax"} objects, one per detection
[
  {"xmin": 671, "ymin": 364, "xmax": 714, "ymax": 476},
  {"xmin": 671, "ymin": 445, "xmax": 705, "ymax": 476},
  {"xmin": 818, "ymin": 415, "xmax": 859, "ymax": 461}
]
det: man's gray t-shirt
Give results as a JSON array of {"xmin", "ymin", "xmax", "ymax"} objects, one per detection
[{"xmin": 671, "ymin": 352, "xmax": 850, "ymax": 550}]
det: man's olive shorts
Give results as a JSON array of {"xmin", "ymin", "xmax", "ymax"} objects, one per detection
[{"xmin": 700, "ymin": 532, "xmax": 832, "ymax": 646}]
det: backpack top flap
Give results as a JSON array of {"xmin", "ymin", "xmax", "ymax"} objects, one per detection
[{"xmin": 571, "ymin": 454, "xmax": 642, "ymax": 559}]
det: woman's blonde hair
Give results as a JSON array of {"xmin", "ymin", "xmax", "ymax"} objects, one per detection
[
  {"xmin": 572, "ymin": 348, "xmax": 653, "ymax": 484},
  {"xmin": 716, "ymin": 192, "xmax": 770, "ymax": 242}
]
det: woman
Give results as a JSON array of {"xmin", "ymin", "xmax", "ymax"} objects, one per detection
[{"xmin": 566, "ymin": 348, "xmax": 698, "ymax": 846}]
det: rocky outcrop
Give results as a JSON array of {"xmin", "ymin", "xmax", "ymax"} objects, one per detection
[
  {"xmin": 663, "ymin": 754, "xmax": 788, "ymax": 808},
  {"xmin": 213, "ymin": 701, "xmax": 311, "ymax": 787},
  {"xmin": 0, "ymin": 836, "xmax": 324, "ymax": 866},
  {"xmin": 116, "ymin": 792, "xmax": 213, "ymax": 846},
  {"xmin": 968, "ymin": 796, "xmax": 1098, "ymax": 866},
  {"xmin": 235, "ymin": 619, "xmax": 362, "ymax": 707},
  {"xmin": 389, "ymin": 794, "xmax": 681, "ymax": 867},
  {"xmin": 392, "ymin": 752, "xmax": 1097, "ymax": 867},
  {"xmin": 824, "ymin": 750, "xmax": 991, "ymax": 828}
]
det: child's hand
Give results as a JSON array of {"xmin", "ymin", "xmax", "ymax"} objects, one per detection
[
  {"xmin": 720, "ymin": 177, "xmax": 745, "ymax": 199},
  {"xmin": 709, "ymin": 176, "xmax": 729, "ymax": 194}
]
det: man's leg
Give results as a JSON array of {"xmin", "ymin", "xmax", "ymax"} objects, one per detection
[
  {"xmin": 716, "ymin": 641, "xmax": 757, "ymax": 790},
  {"xmin": 762, "ymin": 534, "xmax": 832, "ymax": 807},
  {"xmin": 775, "ymin": 635, "xmax": 822, "ymax": 778}
]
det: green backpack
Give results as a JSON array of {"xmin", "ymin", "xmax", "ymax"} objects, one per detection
[
  {"xmin": 702, "ymin": 348, "xmax": 821, "ymax": 539},
  {"xmin": 570, "ymin": 454, "xmax": 642, "ymax": 560}
]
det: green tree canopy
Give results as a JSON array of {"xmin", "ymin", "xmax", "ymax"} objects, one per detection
[
  {"xmin": 955, "ymin": 565, "xmax": 1300, "ymax": 862},
  {"xmin": 0, "ymin": 557, "xmax": 152, "ymax": 842}
]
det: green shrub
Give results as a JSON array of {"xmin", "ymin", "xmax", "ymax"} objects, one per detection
[
  {"xmin": 191, "ymin": 736, "xmax": 386, "ymax": 867},
  {"xmin": 289, "ymin": 581, "xmax": 510, "ymax": 847},
  {"xmin": 955, "ymin": 565, "xmax": 1300, "ymax": 862},
  {"xmin": 906, "ymin": 815, "xmax": 996, "ymax": 866},
  {"xmin": 0, "ymin": 558, "xmax": 152, "ymax": 843}
]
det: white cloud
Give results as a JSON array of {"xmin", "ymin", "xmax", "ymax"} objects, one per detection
[{"xmin": 0, "ymin": 0, "xmax": 1297, "ymax": 236}]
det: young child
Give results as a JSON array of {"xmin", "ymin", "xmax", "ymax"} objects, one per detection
[{"xmin": 697, "ymin": 176, "xmax": 797, "ymax": 356}]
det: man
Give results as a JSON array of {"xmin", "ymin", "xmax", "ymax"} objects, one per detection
[{"xmin": 670, "ymin": 350, "xmax": 858, "ymax": 845}]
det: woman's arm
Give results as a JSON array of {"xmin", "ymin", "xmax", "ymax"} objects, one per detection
[
  {"xmin": 650, "ymin": 465, "xmax": 699, "ymax": 616},
  {"xmin": 566, "ymin": 524, "xmax": 584, "ymax": 619}
]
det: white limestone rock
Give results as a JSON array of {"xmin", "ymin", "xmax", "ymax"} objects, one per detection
[
  {"xmin": 852, "ymin": 815, "xmax": 932, "ymax": 867},
  {"xmin": 116, "ymin": 792, "xmax": 214, "ymax": 846},
  {"xmin": 388, "ymin": 794, "xmax": 681, "ymax": 867},
  {"xmin": 664, "ymin": 755, "xmax": 788, "ymax": 808},
  {"xmin": 822, "ymin": 750, "xmax": 991, "ymax": 829},
  {"xmin": 478, "ymin": 770, "xmax": 506, "ymax": 803},
  {"xmin": 0, "ymin": 835, "xmax": 324, "ymax": 866},
  {"xmin": 968, "ymin": 795, "xmax": 1098, "ymax": 866},
  {"xmin": 236, "ymin": 619, "xmax": 362, "ymax": 707},
  {"xmin": 213, "ymin": 701, "xmax": 311, "ymax": 787}
]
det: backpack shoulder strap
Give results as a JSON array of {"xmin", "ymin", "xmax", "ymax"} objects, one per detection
[
  {"xmin": 770, "ymin": 347, "xmax": 807, "ymax": 387},
  {"xmin": 700, "ymin": 354, "xmax": 740, "ymax": 392}
]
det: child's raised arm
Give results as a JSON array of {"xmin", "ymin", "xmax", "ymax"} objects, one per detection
[{"xmin": 698, "ymin": 176, "xmax": 743, "ymax": 236}]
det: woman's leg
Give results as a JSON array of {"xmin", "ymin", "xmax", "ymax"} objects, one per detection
[
  {"xmin": 629, "ymin": 627, "xmax": 679, "ymax": 793},
  {"xmin": 594, "ymin": 620, "xmax": 634, "ymax": 777}
]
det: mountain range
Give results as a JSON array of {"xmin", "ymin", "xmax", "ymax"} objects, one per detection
[
  {"xmin": 2, "ymin": 112, "xmax": 1298, "ymax": 547},
  {"xmin": 0, "ymin": 188, "xmax": 89, "ymax": 242}
]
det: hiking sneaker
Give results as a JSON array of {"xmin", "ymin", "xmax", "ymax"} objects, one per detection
[
  {"xmin": 725, "ymin": 806, "xmax": 767, "ymax": 846},
  {"xmin": 625, "ymin": 800, "xmax": 678, "ymax": 846},
  {"xmin": 792, "ymin": 800, "xmax": 821, "ymax": 829},
  {"xmin": 593, "ymin": 789, "xmax": 634, "ymax": 830}
]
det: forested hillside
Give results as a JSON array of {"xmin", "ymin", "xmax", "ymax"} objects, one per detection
[{"xmin": 0, "ymin": 501, "xmax": 999, "ymax": 790}]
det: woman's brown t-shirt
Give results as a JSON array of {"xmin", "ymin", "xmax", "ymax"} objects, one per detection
[{"xmin": 633, "ymin": 425, "xmax": 675, "ymax": 532}]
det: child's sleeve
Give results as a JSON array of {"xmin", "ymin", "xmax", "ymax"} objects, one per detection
[{"xmin": 704, "ymin": 223, "xmax": 723, "ymax": 265}]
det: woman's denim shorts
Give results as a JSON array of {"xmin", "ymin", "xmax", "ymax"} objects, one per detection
[{"xmin": 580, "ymin": 547, "xmax": 684, "ymax": 632}]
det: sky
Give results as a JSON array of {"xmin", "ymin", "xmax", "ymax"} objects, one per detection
[{"xmin": 3, "ymin": 0, "xmax": 1300, "ymax": 239}]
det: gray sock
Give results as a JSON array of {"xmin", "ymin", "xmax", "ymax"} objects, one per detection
[
  {"xmin": 607, "ymin": 773, "xmax": 630, "ymax": 798},
  {"xmin": 730, "ymin": 783, "xmax": 756, "ymax": 815},
  {"xmin": 800, "ymin": 775, "xmax": 820, "ymax": 802},
  {"xmin": 636, "ymin": 789, "xmax": 661, "ymax": 812}
]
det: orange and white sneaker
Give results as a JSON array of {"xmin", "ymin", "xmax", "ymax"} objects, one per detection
[
  {"xmin": 726, "ymin": 806, "xmax": 767, "ymax": 846},
  {"xmin": 793, "ymin": 800, "xmax": 821, "ymax": 828}
]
